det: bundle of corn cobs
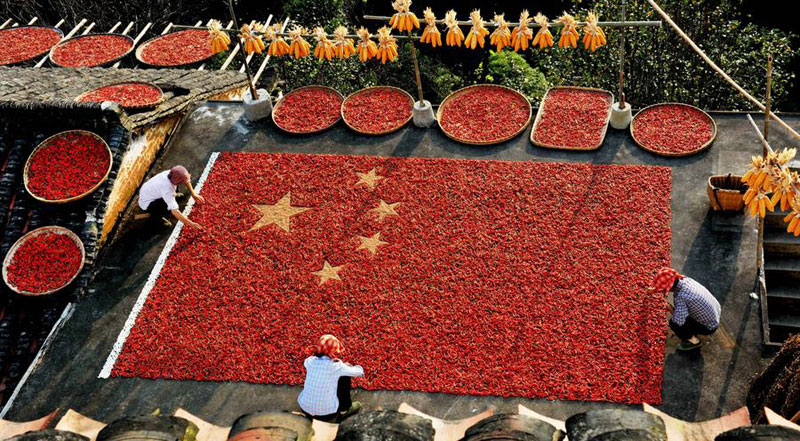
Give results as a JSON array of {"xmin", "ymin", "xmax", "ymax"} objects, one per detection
[{"xmin": 742, "ymin": 148, "xmax": 800, "ymax": 235}]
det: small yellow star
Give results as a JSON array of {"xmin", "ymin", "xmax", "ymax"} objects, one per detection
[
  {"xmin": 249, "ymin": 192, "xmax": 311, "ymax": 232},
  {"xmin": 355, "ymin": 168, "xmax": 384, "ymax": 190},
  {"xmin": 370, "ymin": 200, "xmax": 400, "ymax": 221},
  {"xmin": 356, "ymin": 232, "xmax": 389, "ymax": 256},
  {"xmin": 312, "ymin": 261, "xmax": 345, "ymax": 285}
]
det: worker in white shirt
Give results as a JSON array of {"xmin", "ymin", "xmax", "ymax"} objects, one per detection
[{"xmin": 138, "ymin": 165, "xmax": 204, "ymax": 229}]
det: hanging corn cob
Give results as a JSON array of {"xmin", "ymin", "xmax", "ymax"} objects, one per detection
[
  {"xmin": 444, "ymin": 10, "xmax": 464, "ymax": 46},
  {"xmin": 356, "ymin": 27, "xmax": 378, "ymax": 61},
  {"xmin": 266, "ymin": 23, "xmax": 290, "ymax": 56},
  {"xmin": 771, "ymin": 168, "xmax": 798, "ymax": 213},
  {"xmin": 208, "ymin": 19, "xmax": 231, "ymax": 54},
  {"xmin": 332, "ymin": 26, "xmax": 356, "ymax": 58},
  {"xmin": 240, "ymin": 23, "xmax": 265, "ymax": 55},
  {"xmin": 464, "ymin": 10, "xmax": 489, "ymax": 49},
  {"xmin": 419, "ymin": 7, "xmax": 442, "ymax": 47},
  {"xmin": 742, "ymin": 149, "xmax": 798, "ymax": 218},
  {"xmin": 557, "ymin": 13, "xmax": 579, "ymax": 48},
  {"xmin": 510, "ymin": 10, "xmax": 533, "ymax": 52},
  {"xmin": 531, "ymin": 13, "xmax": 553, "ymax": 49},
  {"xmin": 582, "ymin": 12, "xmax": 607, "ymax": 51},
  {"xmin": 287, "ymin": 26, "xmax": 310, "ymax": 58},
  {"xmin": 376, "ymin": 26, "xmax": 398, "ymax": 63},
  {"xmin": 313, "ymin": 27, "xmax": 336, "ymax": 60},
  {"xmin": 389, "ymin": 0, "xmax": 420, "ymax": 32},
  {"xmin": 490, "ymin": 14, "xmax": 511, "ymax": 51}
]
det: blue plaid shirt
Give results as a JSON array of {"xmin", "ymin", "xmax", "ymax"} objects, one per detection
[
  {"xmin": 672, "ymin": 277, "xmax": 721, "ymax": 329},
  {"xmin": 297, "ymin": 356, "xmax": 364, "ymax": 415}
]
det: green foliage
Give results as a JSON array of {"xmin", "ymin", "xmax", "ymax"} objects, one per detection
[
  {"xmin": 281, "ymin": 0, "xmax": 348, "ymax": 29},
  {"xmin": 477, "ymin": 50, "xmax": 550, "ymax": 101}
]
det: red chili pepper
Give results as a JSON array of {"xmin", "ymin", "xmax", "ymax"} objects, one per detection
[
  {"xmin": 77, "ymin": 83, "xmax": 163, "ymax": 108},
  {"xmin": 139, "ymin": 30, "xmax": 214, "ymax": 66},
  {"xmin": 439, "ymin": 86, "xmax": 530, "ymax": 143},
  {"xmin": 533, "ymin": 88, "xmax": 611, "ymax": 149},
  {"xmin": 0, "ymin": 27, "xmax": 62, "ymax": 65},
  {"xmin": 51, "ymin": 34, "xmax": 132, "ymax": 67},
  {"xmin": 273, "ymin": 87, "xmax": 342, "ymax": 133},
  {"xmin": 342, "ymin": 87, "xmax": 412, "ymax": 133},
  {"xmin": 111, "ymin": 152, "xmax": 672, "ymax": 405},
  {"xmin": 632, "ymin": 104, "xmax": 714, "ymax": 155},
  {"xmin": 26, "ymin": 131, "xmax": 110, "ymax": 201},
  {"xmin": 6, "ymin": 232, "xmax": 82, "ymax": 293}
]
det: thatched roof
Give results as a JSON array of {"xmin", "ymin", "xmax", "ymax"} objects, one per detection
[{"xmin": 0, "ymin": 67, "xmax": 248, "ymax": 130}]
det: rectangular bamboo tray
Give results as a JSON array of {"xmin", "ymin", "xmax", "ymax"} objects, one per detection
[{"xmin": 530, "ymin": 86, "xmax": 614, "ymax": 151}]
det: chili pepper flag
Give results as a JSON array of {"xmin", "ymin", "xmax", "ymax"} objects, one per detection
[{"xmin": 110, "ymin": 152, "xmax": 671, "ymax": 404}]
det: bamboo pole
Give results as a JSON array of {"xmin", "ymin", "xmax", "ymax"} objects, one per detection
[
  {"xmin": 0, "ymin": 19, "xmax": 12, "ymax": 29},
  {"xmin": 35, "ymin": 18, "xmax": 87, "ymax": 67},
  {"xmin": 646, "ymin": 0, "xmax": 800, "ymax": 141},
  {"xmin": 618, "ymin": 0, "xmax": 626, "ymax": 107},
  {"xmin": 756, "ymin": 56, "xmax": 772, "ymax": 272},
  {"xmin": 407, "ymin": 29, "xmax": 424, "ymax": 104},
  {"xmin": 239, "ymin": 15, "xmax": 273, "ymax": 73},
  {"xmin": 121, "ymin": 22, "xmax": 134, "ymax": 35},
  {"xmin": 198, "ymin": 20, "xmax": 233, "ymax": 70},
  {"xmin": 54, "ymin": 19, "xmax": 65, "ymax": 28},
  {"xmin": 161, "ymin": 23, "xmax": 173, "ymax": 35},
  {"xmin": 113, "ymin": 22, "xmax": 151, "ymax": 68},
  {"xmin": 107, "ymin": 21, "xmax": 121, "ymax": 33},
  {"xmin": 363, "ymin": 15, "xmax": 661, "ymax": 28},
  {"xmin": 219, "ymin": 20, "xmax": 254, "ymax": 70},
  {"xmin": 172, "ymin": 23, "xmax": 420, "ymax": 40},
  {"xmin": 226, "ymin": 0, "xmax": 258, "ymax": 99},
  {"xmin": 81, "ymin": 22, "xmax": 95, "ymax": 34},
  {"xmin": 27, "ymin": 17, "xmax": 37, "ymax": 25}
]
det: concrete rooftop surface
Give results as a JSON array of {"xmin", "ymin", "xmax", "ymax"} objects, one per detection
[{"xmin": 4, "ymin": 102, "xmax": 800, "ymax": 425}]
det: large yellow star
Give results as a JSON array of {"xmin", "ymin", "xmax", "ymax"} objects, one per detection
[
  {"xmin": 249, "ymin": 192, "xmax": 311, "ymax": 232},
  {"xmin": 355, "ymin": 168, "xmax": 384, "ymax": 190},
  {"xmin": 356, "ymin": 232, "xmax": 388, "ymax": 256},
  {"xmin": 312, "ymin": 261, "xmax": 345, "ymax": 285},
  {"xmin": 370, "ymin": 200, "xmax": 400, "ymax": 221}
]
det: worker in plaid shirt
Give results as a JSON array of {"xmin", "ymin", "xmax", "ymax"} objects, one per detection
[
  {"xmin": 648, "ymin": 267, "xmax": 721, "ymax": 351},
  {"xmin": 298, "ymin": 334, "xmax": 364, "ymax": 421}
]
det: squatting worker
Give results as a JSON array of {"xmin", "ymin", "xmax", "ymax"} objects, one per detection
[
  {"xmin": 298, "ymin": 334, "xmax": 364, "ymax": 422},
  {"xmin": 138, "ymin": 165, "xmax": 204, "ymax": 229},
  {"xmin": 648, "ymin": 267, "xmax": 721, "ymax": 351}
]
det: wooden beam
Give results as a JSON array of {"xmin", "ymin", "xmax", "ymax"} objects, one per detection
[
  {"xmin": 646, "ymin": 0, "xmax": 800, "ymax": 141},
  {"xmin": 198, "ymin": 20, "xmax": 233, "ymax": 70},
  {"xmin": 35, "ymin": 18, "xmax": 87, "ymax": 67},
  {"xmin": 220, "ymin": 20, "xmax": 255, "ymax": 70},
  {"xmin": 107, "ymin": 21, "xmax": 121, "ymax": 33},
  {"xmin": 113, "ymin": 22, "xmax": 151, "ymax": 68},
  {"xmin": 239, "ymin": 15, "xmax": 273, "ymax": 73},
  {"xmin": 82, "ymin": 22, "xmax": 95, "ymax": 34},
  {"xmin": 254, "ymin": 16, "xmax": 290, "ymax": 84},
  {"xmin": 120, "ymin": 22, "xmax": 134, "ymax": 35}
]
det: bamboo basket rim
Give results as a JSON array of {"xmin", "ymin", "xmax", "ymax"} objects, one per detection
[
  {"xmin": 2, "ymin": 226, "xmax": 86, "ymax": 296},
  {"xmin": 529, "ymin": 86, "xmax": 614, "ymax": 151},
  {"xmin": 74, "ymin": 81, "xmax": 165, "ymax": 110},
  {"xmin": 272, "ymin": 85, "xmax": 344, "ymax": 135},
  {"xmin": 135, "ymin": 29, "xmax": 216, "ymax": 67},
  {"xmin": 630, "ymin": 102, "xmax": 718, "ymax": 158},
  {"xmin": 341, "ymin": 85, "xmax": 414, "ymax": 136},
  {"xmin": 23, "ymin": 129, "xmax": 114, "ymax": 204},
  {"xmin": 0, "ymin": 25, "xmax": 64, "ymax": 66},
  {"xmin": 49, "ymin": 33, "xmax": 135, "ymax": 68},
  {"xmin": 707, "ymin": 174, "xmax": 745, "ymax": 189},
  {"xmin": 437, "ymin": 84, "xmax": 533, "ymax": 146}
]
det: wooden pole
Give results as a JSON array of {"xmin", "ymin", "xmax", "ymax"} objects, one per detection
[
  {"xmin": 227, "ymin": 0, "xmax": 259, "ymax": 98},
  {"xmin": 618, "ymin": 0, "xmax": 626, "ymax": 107},
  {"xmin": 407, "ymin": 29, "xmax": 424, "ymax": 104},
  {"xmin": 756, "ymin": 56, "xmax": 772, "ymax": 272},
  {"xmin": 646, "ymin": 0, "xmax": 800, "ymax": 141}
]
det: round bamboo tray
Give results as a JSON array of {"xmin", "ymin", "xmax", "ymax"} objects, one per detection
[
  {"xmin": 24, "ymin": 130, "xmax": 113, "ymax": 204},
  {"xmin": 49, "ymin": 33, "xmax": 135, "ymax": 68},
  {"xmin": 135, "ymin": 30, "xmax": 216, "ymax": 67},
  {"xmin": 341, "ymin": 86, "xmax": 414, "ymax": 136},
  {"xmin": 0, "ymin": 26, "xmax": 64, "ymax": 66},
  {"xmin": 630, "ymin": 103, "xmax": 717, "ymax": 157},
  {"xmin": 437, "ymin": 84, "xmax": 532, "ymax": 146},
  {"xmin": 75, "ymin": 81, "xmax": 165, "ymax": 110},
  {"xmin": 2, "ymin": 226, "xmax": 86, "ymax": 296},
  {"xmin": 530, "ymin": 86, "xmax": 614, "ymax": 151},
  {"xmin": 272, "ymin": 85, "xmax": 344, "ymax": 134}
]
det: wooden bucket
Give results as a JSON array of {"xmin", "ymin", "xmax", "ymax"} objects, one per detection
[{"xmin": 708, "ymin": 174, "xmax": 746, "ymax": 212}]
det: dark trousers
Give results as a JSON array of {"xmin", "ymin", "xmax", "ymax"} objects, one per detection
[
  {"xmin": 670, "ymin": 317, "xmax": 717, "ymax": 341},
  {"xmin": 145, "ymin": 199, "xmax": 169, "ymax": 218},
  {"xmin": 314, "ymin": 376, "xmax": 353, "ymax": 422}
]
